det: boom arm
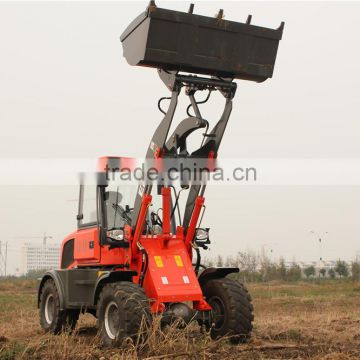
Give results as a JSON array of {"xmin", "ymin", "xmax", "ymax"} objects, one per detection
[
  {"xmin": 131, "ymin": 86, "xmax": 180, "ymax": 230},
  {"xmin": 131, "ymin": 70, "xmax": 237, "ymax": 238}
]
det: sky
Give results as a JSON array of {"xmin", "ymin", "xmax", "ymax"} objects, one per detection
[{"xmin": 1, "ymin": 1, "xmax": 360, "ymax": 274}]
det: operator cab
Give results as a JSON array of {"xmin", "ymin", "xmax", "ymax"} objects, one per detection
[{"xmin": 61, "ymin": 167, "xmax": 177, "ymax": 269}]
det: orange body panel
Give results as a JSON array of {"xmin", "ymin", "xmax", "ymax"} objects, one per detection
[
  {"xmin": 140, "ymin": 236, "xmax": 203, "ymax": 304},
  {"xmin": 63, "ymin": 228, "xmax": 130, "ymax": 267},
  {"xmin": 73, "ymin": 228, "xmax": 100, "ymax": 264},
  {"xmin": 99, "ymin": 245, "xmax": 129, "ymax": 266}
]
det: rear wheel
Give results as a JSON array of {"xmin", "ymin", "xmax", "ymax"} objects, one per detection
[
  {"xmin": 39, "ymin": 279, "xmax": 79, "ymax": 334},
  {"xmin": 97, "ymin": 282, "xmax": 151, "ymax": 347},
  {"xmin": 202, "ymin": 278, "xmax": 253, "ymax": 343}
]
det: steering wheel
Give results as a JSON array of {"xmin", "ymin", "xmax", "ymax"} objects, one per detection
[{"xmin": 113, "ymin": 203, "xmax": 132, "ymax": 223}]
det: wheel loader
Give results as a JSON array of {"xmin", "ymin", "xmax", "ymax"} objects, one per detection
[{"xmin": 38, "ymin": 1, "xmax": 284, "ymax": 347}]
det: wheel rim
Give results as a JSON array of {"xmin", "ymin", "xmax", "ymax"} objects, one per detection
[
  {"xmin": 44, "ymin": 294, "xmax": 55, "ymax": 324},
  {"xmin": 104, "ymin": 301, "xmax": 120, "ymax": 340},
  {"xmin": 209, "ymin": 296, "xmax": 226, "ymax": 329}
]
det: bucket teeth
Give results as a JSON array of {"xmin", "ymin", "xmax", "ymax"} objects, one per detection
[
  {"xmin": 216, "ymin": 9, "xmax": 224, "ymax": 19},
  {"xmin": 147, "ymin": 0, "xmax": 157, "ymax": 13}
]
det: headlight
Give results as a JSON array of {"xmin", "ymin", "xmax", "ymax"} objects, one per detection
[
  {"xmin": 195, "ymin": 228, "xmax": 209, "ymax": 241},
  {"xmin": 107, "ymin": 229, "xmax": 124, "ymax": 241}
]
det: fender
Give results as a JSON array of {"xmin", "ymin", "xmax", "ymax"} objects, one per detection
[
  {"xmin": 93, "ymin": 270, "xmax": 137, "ymax": 305},
  {"xmin": 197, "ymin": 267, "xmax": 239, "ymax": 287},
  {"xmin": 37, "ymin": 270, "xmax": 66, "ymax": 310}
]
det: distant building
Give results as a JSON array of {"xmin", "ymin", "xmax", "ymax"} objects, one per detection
[{"xmin": 21, "ymin": 243, "xmax": 60, "ymax": 274}]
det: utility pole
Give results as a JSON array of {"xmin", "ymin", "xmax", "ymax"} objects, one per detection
[
  {"xmin": 43, "ymin": 232, "xmax": 53, "ymax": 246},
  {"xmin": 0, "ymin": 241, "xmax": 2, "ymax": 276},
  {"xmin": 0, "ymin": 241, "xmax": 7, "ymax": 277},
  {"xmin": 4, "ymin": 242, "xmax": 7, "ymax": 277}
]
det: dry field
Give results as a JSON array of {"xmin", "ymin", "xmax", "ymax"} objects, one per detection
[{"xmin": 0, "ymin": 279, "xmax": 359, "ymax": 359}]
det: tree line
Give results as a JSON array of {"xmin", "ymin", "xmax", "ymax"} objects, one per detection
[
  {"xmin": 203, "ymin": 251, "xmax": 360, "ymax": 283},
  {"xmin": 1, "ymin": 256, "xmax": 360, "ymax": 282}
]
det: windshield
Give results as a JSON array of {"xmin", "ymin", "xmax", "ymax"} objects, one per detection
[
  {"xmin": 105, "ymin": 184, "xmax": 137, "ymax": 230},
  {"xmin": 104, "ymin": 183, "xmax": 177, "ymax": 233}
]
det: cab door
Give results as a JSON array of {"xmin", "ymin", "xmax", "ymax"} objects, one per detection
[{"xmin": 74, "ymin": 184, "xmax": 101, "ymax": 264}]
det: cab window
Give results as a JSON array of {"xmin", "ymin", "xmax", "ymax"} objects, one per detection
[
  {"xmin": 78, "ymin": 184, "xmax": 97, "ymax": 227},
  {"xmin": 104, "ymin": 184, "xmax": 137, "ymax": 230}
]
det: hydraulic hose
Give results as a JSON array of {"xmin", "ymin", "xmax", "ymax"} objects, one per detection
[
  {"xmin": 138, "ymin": 243, "xmax": 149, "ymax": 286},
  {"xmin": 194, "ymin": 246, "xmax": 201, "ymax": 275},
  {"xmin": 186, "ymin": 90, "xmax": 212, "ymax": 117},
  {"xmin": 158, "ymin": 97, "xmax": 171, "ymax": 114}
]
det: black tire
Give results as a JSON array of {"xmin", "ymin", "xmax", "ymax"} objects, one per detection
[
  {"xmin": 96, "ymin": 282, "xmax": 151, "ymax": 348},
  {"xmin": 202, "ymin": 278, "xmax": 254, "ymax": 343},
  {"xmin": 39, "ymin": 279, "xmax": 79, "ymax": 334}
]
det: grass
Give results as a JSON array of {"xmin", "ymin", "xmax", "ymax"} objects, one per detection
[{"xmin": 0, "ymin": 279, "xmax": 359, "ymax": 359}]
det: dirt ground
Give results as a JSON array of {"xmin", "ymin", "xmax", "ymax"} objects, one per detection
[{"xmin": 0, "ymin": 279, "xmax": 359, "ymax": 359}]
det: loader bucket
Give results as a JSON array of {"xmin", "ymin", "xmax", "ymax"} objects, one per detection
[{"xmin": 120, "ymin": 3, "xmax": 284, "ymax": 82}]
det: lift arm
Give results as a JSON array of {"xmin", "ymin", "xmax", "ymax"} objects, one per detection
[{"xmin": 131, "ymin": 70, "xmax": 237, "ymax": 240}]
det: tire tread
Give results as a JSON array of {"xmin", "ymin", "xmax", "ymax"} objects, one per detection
[{"xmin": 202, "ymin": 277, "xmax": 253, "ymax": 343}]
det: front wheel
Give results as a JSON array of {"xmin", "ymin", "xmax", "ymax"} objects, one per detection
[
  {"xmin": 39, "ymin": 279, "xmax": 79, "ymax": 334},
  {"xmin": 97, "ymin": 282, "xmax": 151, "ymax": 347},
  {"xmin": 202, "ymin": 278, "xmax": 254, "ymax": 343}
]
